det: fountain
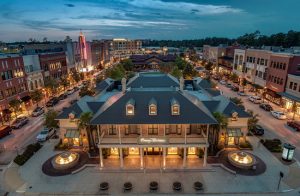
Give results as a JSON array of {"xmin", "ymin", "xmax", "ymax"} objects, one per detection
[
  {"xmin": 51, "ymin": 151, "xmax": 80, "ymax": 170},
  {"xmin": 228, "ymin": 151, "xmax": 256, "ymax": 169}
]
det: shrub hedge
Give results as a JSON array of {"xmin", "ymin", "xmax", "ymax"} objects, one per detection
[{"xmin": 14, "ymin": 142, "xmax": 42, "ymax": 166}]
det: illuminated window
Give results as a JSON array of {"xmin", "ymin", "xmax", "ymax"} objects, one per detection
[
  {"xmin": 126, "ymin": 99, "xmax": 135, "ymax": 115},
  {"xmin": 170, "ymin": 98, "xmax": 180, "ymax": 115},
  {"xmin": 149, "ymin": 98, "xmax": 157, "ymax": 115}
]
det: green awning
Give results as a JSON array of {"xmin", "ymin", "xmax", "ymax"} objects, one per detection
[
  {"xmin": 65, "ymin": 130, "xmax": 80, "ymax": 138},
  {"xmin": 227, "ymin": 128, "xmax": 242, "ymax": 137}
]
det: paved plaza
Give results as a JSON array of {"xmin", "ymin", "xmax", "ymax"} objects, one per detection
[{"xmin": 1, "ymin": 136, "xmax": 299, "ymax": 196}]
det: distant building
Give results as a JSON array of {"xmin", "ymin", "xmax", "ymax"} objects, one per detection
[
  {"xmin": 39, "ymin": 52, "xmax": 68, "ymax": 80},
  {"xmin": 90, "ymin": 40, "xmax": 111, "ymax": 69},
  {"xmin": 22, "ymin": 55, "xmax": 44, "ymax": 92},
  {"xmin": 110, "ymin": 38, "xmax": 142, "ymax": 60},
  {"xmin": 130, "ymin": 53, "xmax": 176, "ymax": 71}
]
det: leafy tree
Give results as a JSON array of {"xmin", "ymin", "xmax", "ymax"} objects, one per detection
[
  {"xmin": 229, "ymin": 73, "xmax": 239, "ymax": 83},
  {"xmin": 120, "ymin": 59, "xmax": 134, "ymax": 71},
  {"xmin": 204, "ymin": 62, "xmax": 214, "ymax": 72},
  {"xmin": 71, "ymin": 71, "xmax": 81, "ymax": 83},
  {"xmin": 174, "ymin": 57, "xmax": 187, "ymax": 70},
  {"xmin": 44, "ymin": 110, "xmax": 58, "ymax": 128},
  {"xmin": 30, "ymin": 89, "xmax": 43, "ymax": 106},
  {"xmin": 60, "ymin": 76, "xmax": 70, "ymax": 91},
  {"xmin": 171, "ymin": 66, "xmax": 182, "ymax": 79},
  {"xmin": 159, "ymin": 62, "xmax": 174, "ymax": 73},
  {"xmin": 79, "ymin": 86, "xmax": 95, "ymax": 97},
  {"xmin": 183, "ymin": 63, "xmax": 197, "ymax": 79},
  {"xmin": 9, "ymin": 99, "xmax": 22, "ymax": 118},
  {"xmin": 44, "ymin": 77, "xmax": 58, "ymax": 95},
  {"xmin": 241, "ymin": 78, "xmax": 247, "ymax": 91},
  {"xmin": 106, "ymin": 65, "xmax": 125, "ymax": 80},
  {"xmin": 213, "ymin": 112, "xmax": 228, "ymax": 129},
  {"xmin": 247, "ymin": 110, "xmax": 259, "ymax": 130},
  {"xmin": 78, "ymin": 112, "xmax": 95, "ymax": 150}
]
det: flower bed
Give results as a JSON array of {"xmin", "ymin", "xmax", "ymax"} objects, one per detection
[{"xmin": 260, "ymin": 139, "xmax": 283, "ymax": 153}]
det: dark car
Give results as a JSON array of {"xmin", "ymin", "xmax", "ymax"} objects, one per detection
[
  {"xmin": 31, "ymin": 106, "xmax": 44, "ymax": 117},
  {"xmin": 259, "ymin": 103, "xmax": 273, "ymax": 111},
  {"xmin": 46, "ymin": 97, "xmax": 59, "ymax": 107},
  {"xmin": 69, "ymin": 99, "xmax": 77, "ymax": 105},
  {"xmin": 287, "ymin": 121, "xmax": 300, "ymax": 131},
  {"xmin": 74, "ymin": 86, "xmax": 80, "ymax": 92},
  {"xmin": 58, "ymin": 94, "xmax": 67, "ymax": 100},
  {"xmin": 11, "ymin": 117, "xmax": 29, "ymax": 129},
  {"xmin": 231, "ymin": 85, "xmax": 239, "ymax": 92},
  {"xmin": 249, "ymin": 125, "xmax": 264, "ymax": 136},
  {"xmin": 0, "ymin": 125, "xmax": 12, "ymax": 139}
]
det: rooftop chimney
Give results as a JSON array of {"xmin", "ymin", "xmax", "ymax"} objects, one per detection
[
  {"xmin": 121, "ymin": 77, "xmax": 126, "ymax": 93},
  {"xmin": 179, "ymin": 77, "xmax": 184, "ymax": 91}
]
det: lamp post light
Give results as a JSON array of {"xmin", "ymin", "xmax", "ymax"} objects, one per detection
[
  {"xmin": 277, "ymin": 171, "xmax": 284, "ymax": 190},
  {"xmin": 282, "ymin": 143, "xmax": 296, "ymax": 162}
]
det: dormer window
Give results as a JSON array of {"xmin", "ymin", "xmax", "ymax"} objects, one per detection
[
  {"xmin": 126, "ymin": 99, "xmax": 135, "ymax": 115},
  {"xmin": 149, "ymin": 98, "xmax": 157, "ymax": 115},
  {"xmin": 170, "ymin": 98, "xmax": 180, "ymax": 115}
]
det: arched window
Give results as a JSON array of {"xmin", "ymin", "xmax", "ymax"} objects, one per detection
[
  {"xmin": 30, "ymin": 81, "xmax": 34, "ymax": 91},
  {"xmin": 149, "ymin": 98, "xmax": 157, "ymax": 115},
  {"xmin": 126, "ymin": 99, "xmax": 135, "ymax": 115},
  {"xmin": 170, "ymin": 98, "xmax": 180, "ymax": 115}
]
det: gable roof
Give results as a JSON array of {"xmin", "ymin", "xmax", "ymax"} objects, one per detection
[
  {"xmin": 90, "ymin": 91, "xmax": 218, "ymax": 125},
  {"xmin": 128, "ymin": 73, "xmax": 179, "ymax": 88},
  {"xmin": 57, "ymin": 103, "xmax": 83, "ymax": 119}
]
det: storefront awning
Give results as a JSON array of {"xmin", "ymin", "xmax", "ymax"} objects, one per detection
[
  {"xmin": 21, "ymin": 95, "xmax": 31, "ymax": 102},
  {"xmin": 266, "ymin": 89, "xmax": 281, "ymax": 98},
  {"xmin": 226, "ymin": 128, "xmax": 242, "ymax": 137},
  {"xmin": 279, "ymin": 92, "xmax": 300, "ymax": 103},
  {"xmin": 65, "ymin": 130, "xmax": 80, "ymax": 138}
]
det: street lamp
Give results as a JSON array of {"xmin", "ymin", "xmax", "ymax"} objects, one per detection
[{"xmin": 282, "ymin": 143, "xmax": 295, "ymax": 162}]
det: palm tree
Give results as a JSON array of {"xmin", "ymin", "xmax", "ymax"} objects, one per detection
[
  {"xmin": 78, "ymin": 112, "xmax": 95, "ymax": 151},
  {"xmin": 211, "ymin": 112, "xmax": 228, "ymax": 153},
  {"xmin": 9, "ymin": 99, "xmax": 22, "ymax": 118},
  {"xmin": 247, "ymin": 110, "xmax": 259, "ymax": 131},
  {"xmin": 44, "ymin": 110, "xmax": 59, "ymax": 128}
]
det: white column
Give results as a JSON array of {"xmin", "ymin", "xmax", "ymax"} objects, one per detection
[
  {"xmin": 119, "ymin": 148, "xmax": 124, "ymax": 168},
  {"xmin": 99, "ymin": 147, "xmax": 103, "ymax": 168},
  {"xmin": 97, "ymin": 125, "xmax": 100, "ymax": 144},
  {"xmin": 118, "ymin": 125, "xmax": 121, "ymax": 144},
  {"xmin": 163, "ymin": 147, "xmax": 166, "ymax": 169},
  {"xmin": 140, "ymin": 147, "xmax": 144, "ymax": 169},
  {"xmin": 203, "ymin": 147, "xmax": 207, "ymax": 167},
  {"xmin": 183, "ymin": 147, "xmax": 187, "ymax": 168},
  {"xmin": 185, "ymin": 126, "xmax": 187, "ymax": 144}
]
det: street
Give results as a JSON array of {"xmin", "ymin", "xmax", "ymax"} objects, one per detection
[
  {"xmin": 217, "ymin": 82, "xmax": 300, "ymax": 163},
  {"xmin": 0, "ymin": 91, "xmax": 79, "ymax": 164}
]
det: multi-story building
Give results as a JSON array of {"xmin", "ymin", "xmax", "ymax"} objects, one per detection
[
  {"xmin": 110, "ymin": 38, "xmax": 142, "ymax": 60},
  {"xmin": 233, "ymin": 49, "xmax": 246, "ymax": 82},
  {"xmin": 202, "ymin": 45, "xmax": 226, "ymax": 67},
  {"xmin": 91, "ymin": 40, "xmax": 111, "ymax": 69},
  {"xmin": 57, "ymin": 73, "xmax": 250, "ymax": 170},
  {"xmin": 0, "ymin": 55, "xmax": 28, "ymax": 113},
  {"xmin": 23, "ymin": 55, "xmax": 44, "ymax": 91},
  {"xmin": 244, "ymin": 49, "xmax": 270, "ymax": 88},
  {"xmin": 39, "ymin": 52, "xmax": 68, "ymax": 80},
  {"xmin": 217, "ymin": 45, "xmax": 240, "ymax": 74},
  {"xmin": 281, "ymin": 74, "xmax": 300, "ymax": 117}
]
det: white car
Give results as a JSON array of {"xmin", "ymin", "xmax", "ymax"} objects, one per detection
[
  {"xmin": 36, "ymin": 128, "xmax": 56, "ymax": 142},
  {"xmin": 271, "ymin": 111, "xmax": 287, "ymax": 120},
  {"xmin": 220, "ymin": 80, "xmax": 226, "ymax": 85},
  {"xmin": 248, "ymin": 96, "xmax": 263, "ymax": 104},
  {"xmin": 67, "ymin": 88, "xmax": 75, "ymax": 95}
]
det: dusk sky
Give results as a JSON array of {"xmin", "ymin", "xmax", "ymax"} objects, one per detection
[{"xmin": 1, "ymin": 0, "xmax": 300, "ymax": 41}]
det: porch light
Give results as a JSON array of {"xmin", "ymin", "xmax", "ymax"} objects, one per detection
[{"xmin": 282, "ymin": 143, "xmax": 295, "ymax": 162}]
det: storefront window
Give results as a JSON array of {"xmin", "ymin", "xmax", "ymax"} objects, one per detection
[
  {"xmin": 128, "ymin": 147, "xmax": 139, "ymax": 155},
  {"xmin": 110, "ymin": 148, "xmax": 119, "ymax": 155},
  {"xmin": 168, "ymin": 147, "xmax": 178, "ymax": 155},
  {"xmin": 188, "ymin": 147, "xmax": 196, "ymax": 155}
]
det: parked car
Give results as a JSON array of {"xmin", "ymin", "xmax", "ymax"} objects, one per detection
[
  {"xmin": 226, "ymin": 83, "xmax": 232, "ymax": 88},
  {"xmin": 36, "ymin": 127, "xmax": 56, "ymax": 142},
  {"xmin": 78, "ymin": 84, "xmax": 84, "ymax": 89},
  {"xmin": 46, "ymin": 97, "xmax": 59, "ymax": 107},
  {"xmin": 237, "ymin": 91, "xmax": 246, "ymax": 96},
  {"xmin": 67, "ymin": 88, "xmax": 75, "ymax": 95},
  {"xmin": 58, "ymin": 93, "xmax": 68, "ymax": 100},
  {"xmin": 69, "ymin": 99, "xmax": 77, "ymax": 105},
  {"xmin": 0, "ymin": 125, "xmax": 12, "ymax": 139},
  {"xmin": 287, "ymin": 121, "xmax": 300, "ymax": 131},
  {"xmin": 248, "ymin": 96, "xmax": 263, "ymax": 104},
  {"xmin": 11, "ymin": 117, "xmax": 29, "ymax": 129},
  {"xmin": 31, "ymin": 106, "xmax": 45, "ymax": 117},
  {"xmin": 259, "ymin": 103, "xmax": 273, "ymax": 111},
  {"xmin": 219, "ymin": 80, "xmax": 226, "ymax": 85},
  {"xmin": 231, "ymin": 85, "xmax": 239, "ymax": 92},
  {"xmin": 249, "ymin": 125, "xmax": 265, "ymax": 135},
  {"xmin": 271, "ymin": 111, "xmax": 287, "ymax": 120}
]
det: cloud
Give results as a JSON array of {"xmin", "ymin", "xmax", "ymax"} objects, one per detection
[
  {"xmin": 64, "ymin": 3, "xmax": 75, "ymax": 7},
  {"xmin": 124, "ymin": 0, "xmax": 243, "ymax": 15}
]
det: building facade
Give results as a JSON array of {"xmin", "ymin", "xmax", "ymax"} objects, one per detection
[
  {"xmin": 57, "ymin": 73, "xmax": 250, "ymax": 170},
  {"xmin": 110, "ymin": 38, "xmax": 142, "ymax": 60},
  {"xmin": 0, "ymin": 55, "xmax": 28, "ymax": 112},
  {"xmin": 233, "ymin": 49, "xmax": 246, "ymax": 83},
  {"xmin": 281, "ymin": 74, "xmax": 300, "ymax": 117},
  {"xmin": 23, "ymin": 55, "xmax": 44, "ymax": 92},
  {"xmin": 39, "ymin": 52, "xmax": 68, "ymax": 80}
]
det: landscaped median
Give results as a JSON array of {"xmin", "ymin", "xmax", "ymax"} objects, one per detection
[{"xmin": 14, "ymin": 143, "xmax": 42, "ymax": 166}]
